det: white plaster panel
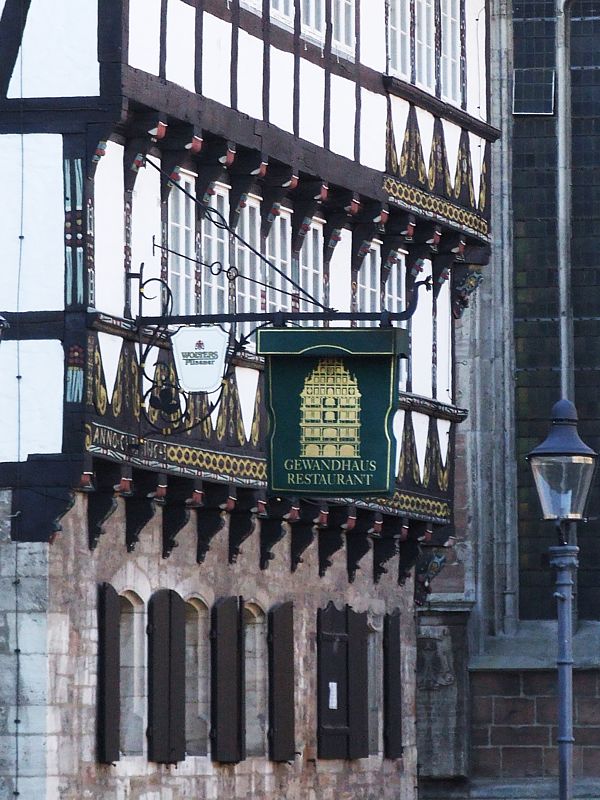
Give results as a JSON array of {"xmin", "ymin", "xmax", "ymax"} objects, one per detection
[
  {"xmin": 393, "ymin": 409, "xmax": 405, "ymax": 477},
  {"xmin": 359, "ymin": 0, "xmax": 386, "ymax": 72},
  {"xmin": 202, "ymin": 13, "xmax": 232, "ymax": 106},
  {"xmin": 329, "ymin": 74, "xmax": 356, "ymax": 160},
  {"xmin": 237, "ymin": 30, "xmax": 263, "ymax": 120},
  {"xmin": 94, "ymin": 141, "xmax": 125, "ymax": 318},
  {"xmin": 129, "ymin": 0, "xmax": 161, "ymax": 75},
  {"xmin": 328, "ymin": 229, "xmax": 352, "ymax": 317},
  {"xmin": 436, "ymin": 278, "xmax": 452, "ymax": 405},
  {"xmin": 360, "ymin": 90, "xmax": 387, "ymax": 171},
  {"xmin": 269, "ymin": 47, "xmax": 294, "ymax": 133},
  {"xmin": 412, "ymin": 412, "xmax": 430, "ymax": 482},
  {"xmin": 0, "ymin": 134, "xmax": 64, "ymax": 312},
  {"xmin": 470, "ymin": 135, "xmax": 484, "ymax": 208},
  {"xmin": 97, "ymin": 333, "xmax": 123, "ymax": 404},
  {"xmin": 390, "ymin": 96, "xmax": 410, "ymax": 157},
  {"xmin": 235, "ymin": 366, "xmax": 260, "ymax": 441},
  {"xmin": 465, "ymin": 0, "xmax": 487, "ymax": 120},
  {"xmin": 442, "ymin": 119, "xmax": 461, "ymax": 191},
  {"xmin": 299, "ymin": 59, "xmax": 325, "ymax": 147},
  {"xmin": 415, "ymin": 107, "xmax": 434, "ymax": 174},
  {"xmin": 131, "ymin": 159, "xmax": 163, "ymax": 318},
  {"xmin": 438, "ymin": 418, "xmax": 451, "ymax": 467},
  {"xmin": 7, "ymin": 0, "xmax": 99, "ymax": 98},
  {"xmin": 0, "ymin": 340, "xmax": 64, "ymax": 462},
  {"xmin": 166, "ymin": 0, "xmax": 196, "ymax": 91},
  {"xmin": 410, "ymin": 259, "xmax": 433, "ymax": 398}
]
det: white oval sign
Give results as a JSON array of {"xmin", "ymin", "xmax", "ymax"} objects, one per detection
[{"xmin": 171, "ymin": 326, "xmax": 229, "ymax": 393}]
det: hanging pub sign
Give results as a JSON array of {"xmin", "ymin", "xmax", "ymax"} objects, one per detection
[
  {"xmin": 171, "ymin": 326, "xmax": 229, "ymax": 393},
  {"xmin": 257, "ymin": 328, "xmax": 408, "ymax": 497}
]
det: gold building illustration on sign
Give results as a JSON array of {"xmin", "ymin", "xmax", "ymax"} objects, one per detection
[{"xmin": 300, "ymin": 359, "xmax": 362, "ymax": 457}]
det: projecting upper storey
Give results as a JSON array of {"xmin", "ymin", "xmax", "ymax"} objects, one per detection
[{"xmin": 0, "ymin": 0, "xmax": 498, "ymax": 241}]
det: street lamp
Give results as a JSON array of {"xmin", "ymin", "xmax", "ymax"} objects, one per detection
[{"xmin": 527, "ymin": 399, "xmax": 597, "ymax": 800}]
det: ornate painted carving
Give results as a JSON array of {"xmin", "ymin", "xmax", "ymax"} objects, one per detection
[
  {"xmin": 417, "ymin": 625, "xmax": 455, "ymax": 688},
  {"xmin": 66, "ymin": 344, "xmax": 85, "ymax": 403},
  {"xmin": 399, "ymin": 106, "xmax": 428, "ymax": 187}
]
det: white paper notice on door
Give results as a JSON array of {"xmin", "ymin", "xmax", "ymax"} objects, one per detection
[{"xmin": 328, "ymin": 681, "xmax": 338, "ymax": 710}]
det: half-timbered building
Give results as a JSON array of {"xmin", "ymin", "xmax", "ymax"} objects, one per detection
[{"xmin": 0, "ymin": 0, "xmax": 495, "ymax": 797}]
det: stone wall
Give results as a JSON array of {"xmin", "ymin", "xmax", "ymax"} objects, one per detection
[
  {"xmin": 0, "ymin": 489, "xmax": 418, "ymax": 799},
  {"xmin": 471, "ymin": 670, "xmax": 600, "ymax": 781},
  {"xmin": 0, "ymin": 489, "xmax": 50, "ymax": 799}
]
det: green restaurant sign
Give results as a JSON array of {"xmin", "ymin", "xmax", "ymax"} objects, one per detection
[{"xmin": 257, "ymin": 328, "xmax": 408, "ymax": 497}]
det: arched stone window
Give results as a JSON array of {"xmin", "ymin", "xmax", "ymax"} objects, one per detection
[
  {"xmin": 244, "ymin": 602, "xmax": 268, "ymax": 756},
  {"xmin": 119, "ymin": 591, "xmax": 145, "ymax": 755},
  {"xmin": 185, "ymin": 598, "xmax": 210, "ymax": 756}
]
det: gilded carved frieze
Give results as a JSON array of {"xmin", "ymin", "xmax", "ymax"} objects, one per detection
[{"xmin": 385, "ymin": 99, "xmax": 489, "ymax": 241}]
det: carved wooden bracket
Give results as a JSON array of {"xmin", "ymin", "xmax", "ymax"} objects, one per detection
[
  {"xmin": 228, "ymin": 487, "xmax": 258, "ymax": 564},
  {"xmin": 345, "ymin": 508, "xmax": 373, "ymax": 583},
  {"xmin": 259, "ymin": 497, "xmax": 290, "ymax": 570},
  {"xmin": 87, "ymin": 460, "xmax": 121, "ymax": 550},
  {"xmin": 123, "ymin": 468, "xmax": 160, "ymax": 552},
  {"xmin": 373, "ymin": 515, "xmax": 402, "ymax": 583},
  {"xmin": 195, "ymin": 482, "xmax": 229, "ymax": 564},
  {"xmin": 288, "ymin": 499, "xmax": 317, "ymax": 572},
  {"xmin": 162, "ymin": 475, "xmax": 194, "ymax": 558}
]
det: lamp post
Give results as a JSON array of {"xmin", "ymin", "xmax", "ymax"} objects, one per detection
[{"xmin": 527, "ymin": 399, "xmax": 597, "ymax": 800}]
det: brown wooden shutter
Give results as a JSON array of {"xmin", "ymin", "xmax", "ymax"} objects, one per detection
[
  {"xmin": 347, "ymin": 607, "xmax": 369, "ymax": 759},
  {"xmin": 317, "ymin": 602, "xmax": 348, "ymax": 759},
  {"xmin": 169, "ymin": 591, "xmax": 186, "ymax": 762},
  {"xmin": 148, "ymin": 589, "xmax": 171, "ymax": 763},
  {"xmin": 383, "ymin": 609, "xmax": 403, "ymax": 759},
  {"xmin": 211, "ymin": 596, "xmax": 245, "ymax": 762},
  {"xmin": 97, "ymin": 582, "xmax": 120, "ymax": 763},
  {"xmin": 148, "ymin": 589, "xmax": 186, "ymax": 763},
  {"xmin": 268, "ymin": 601, "xmax": 295, "ymax": 762}
]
